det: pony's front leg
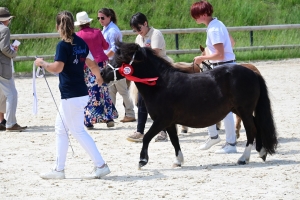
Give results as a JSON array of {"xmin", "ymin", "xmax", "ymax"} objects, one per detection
[
  {"xmin": 167, "ymin": 124, "xmax": 184, "ymax": 168},
  {"xmin": 139, "ymin": 147, "xmax": 149, "ymax": 170},
  {"xmin": 138, "ymin": 123, "xmax": 164, "ymax": 169}
]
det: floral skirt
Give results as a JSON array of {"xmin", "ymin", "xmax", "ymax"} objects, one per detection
[{"xmin": 84, "ymin": 62, "xmax": 118, "ymax": 126}]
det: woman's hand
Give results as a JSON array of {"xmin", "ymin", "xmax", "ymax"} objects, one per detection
[
  {"xmin": 194, "ymin": 56, "xmax": 205, "ymax": 65},
  {"xmin": 12, "ymin": 45, "xmax": 18, "ymax": 51},
  {"xmin": 35, "ymin": 58, "xmax": 45, "ymax": 68},
  {"xmin": 96, "ymin": 77, "xmax": 104, "ymax": 87}
]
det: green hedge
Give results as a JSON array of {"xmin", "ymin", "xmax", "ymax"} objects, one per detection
[{"xmin": 2, "ymin": 0, "xmax": 300, "ymax": 71}]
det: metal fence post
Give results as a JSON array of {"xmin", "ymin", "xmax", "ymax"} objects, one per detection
[
  {"xmin": 250, "ymin": 30, "xmax": 253, "ymax": 46},
  {"xmin": 175, "ymin": 33, "xmax": 179, "ymax": 57}
]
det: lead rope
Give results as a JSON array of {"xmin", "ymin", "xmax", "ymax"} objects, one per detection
[
  {"xmin": 106, "ymin": 63, "xmax": 120, "ymax": 88},
  {"xmin": 106, "ymin": 51, "xmax": 136, "ymax": 87},
  {"xmin": 33, "ymin": 61, "xmax": 75, "ymax": 156}
]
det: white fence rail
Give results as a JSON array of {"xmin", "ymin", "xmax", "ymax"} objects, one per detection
[{"xmin": 12, "ymin": 24, "xmax": 300, "ymax": 62}]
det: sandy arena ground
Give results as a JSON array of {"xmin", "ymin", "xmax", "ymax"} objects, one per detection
[{"xmin": 0, "ymin": 59, "xmax": 299, "ymax": 199}]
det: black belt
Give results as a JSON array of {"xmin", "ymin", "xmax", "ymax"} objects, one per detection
[{"xmin": 212, "ymin": 60, "xmax": 236, "ymax": 66}]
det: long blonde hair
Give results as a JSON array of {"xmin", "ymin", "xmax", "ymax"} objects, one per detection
[{"xmin": 56, "ymin": 11, "xmax": 74, "ymax": 44}]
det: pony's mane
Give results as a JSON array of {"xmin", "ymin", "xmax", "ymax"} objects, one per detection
[
  {"xmin": 115, "ymin": 41, "xmax": 182, "ymax": 73},
  {"xmin": 114, "ymin": 41, "xmax": 139, "ymax": 65},
  {"xmin": 143, "ymin": 47, "xmax": 180, "ymax": 71}
]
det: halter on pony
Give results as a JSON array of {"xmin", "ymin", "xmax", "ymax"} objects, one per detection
[{"xmin": 107, "ymin": 50, "xmax": 159, "ymax": 86}]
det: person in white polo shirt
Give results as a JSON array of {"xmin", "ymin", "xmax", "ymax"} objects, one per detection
[
  {"xmin": 191, "ymin": 1, "xmax": 237, "ymax": 154},
  {"xmin": 126, "ymin": 12, "xmax": 173, "ymax": 143}
]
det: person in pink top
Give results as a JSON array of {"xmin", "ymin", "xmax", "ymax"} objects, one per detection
[{"xmin": 75, "ymin": 11, "xmax": 118, "ymax": 129}]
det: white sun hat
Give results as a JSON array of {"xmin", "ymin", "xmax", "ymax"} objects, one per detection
[{"xmin": 74, "ymin": 11, "xmax": 93, "ymax": 26}]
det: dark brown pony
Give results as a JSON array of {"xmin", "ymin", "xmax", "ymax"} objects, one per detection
[
  {"xmin": 172, "ymin": 46, "xmax": 261, "ymax": 139},
  {"xmin": 101, "ymin": 41, "xmax": 277, "ymax": 169}
]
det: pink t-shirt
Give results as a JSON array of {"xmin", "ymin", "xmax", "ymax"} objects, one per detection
[{"xmin": 76, "ymin": 26, "xmax": 109, "ymax": 63}]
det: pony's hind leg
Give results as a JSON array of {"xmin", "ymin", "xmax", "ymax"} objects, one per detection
[
  {"xmin": 237, "ymin": 115, "xmax": 256, "ymax": 165},
  {"xmin": 235, "ymin": 115, "xmax": 242, "ymax": 139},
  {"xmin": 173, "ymin": 150, "xmax": 184, "ymax": 168},
  {"xmin": 166, "ymin": 124, "xmax": 184, "ymax": 168},
  {"xmin": 255, "ymin": 126, "xmax": 267, "ymax": 161},
  {"xmin": 238, "ymin": 144, "xmax": 252, "ymax": 165},
  {"xmin": 259, "ymin": 147, "xmax": 267, "ymax": 161}
]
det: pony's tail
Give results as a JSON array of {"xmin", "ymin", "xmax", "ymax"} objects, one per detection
[{"xmin": 254, "ymin": 75, "xmax": 278, "ymax": 154}]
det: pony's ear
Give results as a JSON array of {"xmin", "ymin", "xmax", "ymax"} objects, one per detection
[{"xmin": 200, "ymin": 45, "xmax": 205, "ymax": 52}]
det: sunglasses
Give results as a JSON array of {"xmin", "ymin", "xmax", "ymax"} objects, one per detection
[
  {"xmin": 132, "ymin": 25, "xmax": 144, "ymax": 33},
  {"xmin": 97, "ymin": 16, "xmax": 105, "ymax": 20}
]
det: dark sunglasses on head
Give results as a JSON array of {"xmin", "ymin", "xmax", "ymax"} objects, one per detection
[{"xmin": 97, "ymin": 16, "xmax": 105, "ymax": 20}]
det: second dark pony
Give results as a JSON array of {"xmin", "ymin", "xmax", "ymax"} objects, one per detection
[{"xmin": 101, "ymin": 41, "xmax": 278, "ymax": 169}]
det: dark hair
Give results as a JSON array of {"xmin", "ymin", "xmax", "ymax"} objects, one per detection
[
  {"xmin": 56, "ymin": 11, "xmax": 75, "ymax": 43},
  {"xmin": 190, "ymin": 1, "xmax": 213, "ymax": 19},
  {"xmin": 79, "ymin": 23, "xmax": 90, "ymax": 29},
  {"xmin": 98, "ymin": 8, "xmax": 117, "ymax": 24},
  {"xmin": 129, "ymin": 12, "xmax": 148, "ymax": 29}
]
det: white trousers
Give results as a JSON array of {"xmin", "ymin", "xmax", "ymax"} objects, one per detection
[
  {"xmin": 55, "ymin": 95, "xmax": 105, "ymax": 171},
  {"xmin": 207, "ymin": 112, "xmax": 236, "ymax": 144}
]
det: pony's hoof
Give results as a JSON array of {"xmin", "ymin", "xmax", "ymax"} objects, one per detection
[
  {"xmin": 181, "ymin": 130, "xmax": 187, "ymax": 133},
  {"xmin": 172, "ymin": 163, "xmax": 181, "ymax": 168},
  {"xmin": 139, "ymin": 160, "xmax": 147, "ymax": 169},
  {"xmin": 236, "ymin": 133, "xmax": 240, "ymax": 139},
  {"xmin": 258, "ymin": 148, "xmax": 267, "ymax": 161},
  {"xmin": 237, "ymin": 160, "xmax": 247, "ymax": 165},
  {"xmin": 260, "ymin": 154, "xmax": 267, "ymax": 162}
]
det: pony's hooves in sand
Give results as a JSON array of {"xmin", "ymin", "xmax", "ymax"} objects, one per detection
[
  {"xmin": 139, "ymin": 161, "xmax": 147, "ymax": 169},
  {"xmin": 172, "ymin": 163, "xmax": 182, "ymax": 168},
  {"xmin": 237, "ymin": 160, "xmax": 247, "ymax": 165},
  {"xmin": 260, "ymin": 154, "xmax": 267, "ymax": 162}
]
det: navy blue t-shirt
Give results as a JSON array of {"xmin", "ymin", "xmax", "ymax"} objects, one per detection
[{"xmin": 55, "ymin": 34, "xmax": 89, "ymax": 99}]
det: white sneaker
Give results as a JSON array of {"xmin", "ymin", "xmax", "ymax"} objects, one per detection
[
  {"xmin": 40, "ymin": 169, "xmax": 65, "ymax": 179},
  {"xmin": 199, "ymin": 136, "xmax": 221, "ymax": 150},
  {"xmin": 215, "ymin": 143, "xmax": 237, "ymax": 154},
  {"xmin": 83, "ymin": 164, "xmax": 111, "ymax": 179}
]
